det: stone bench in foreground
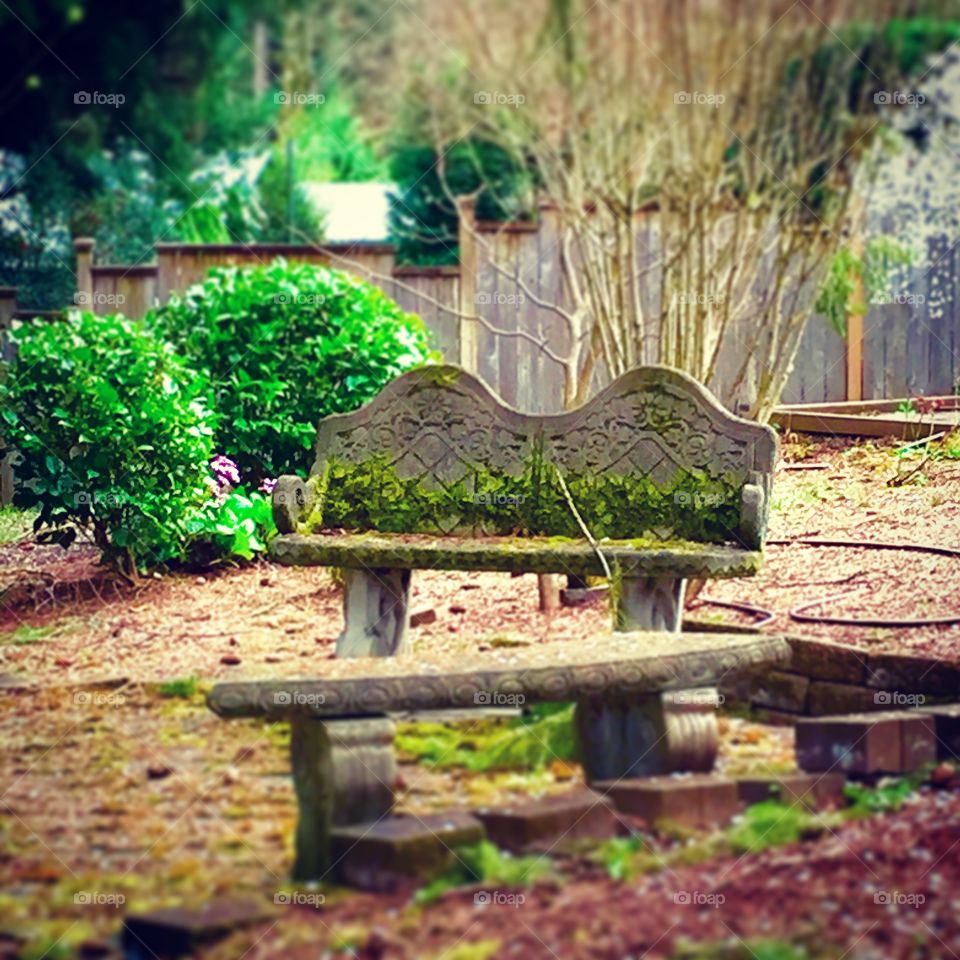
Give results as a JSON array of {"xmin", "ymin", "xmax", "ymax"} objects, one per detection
[{"xmin": 209, "ymin": 632, "xmax": 790, "ymax": 880}]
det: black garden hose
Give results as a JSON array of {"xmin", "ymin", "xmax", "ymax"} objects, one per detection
[{"xmin": 699, "ymin": 537, "xmax": 960, "ymax": 628}]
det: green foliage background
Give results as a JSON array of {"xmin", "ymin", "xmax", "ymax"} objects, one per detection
[{"xmin": 150, "ymin": 259, "xmax": 438, "ymax": 481}]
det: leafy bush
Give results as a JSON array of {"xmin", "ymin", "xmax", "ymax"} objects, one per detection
[
  {"xmin": 727, "ymin": 799, "xmax": 819, "ymax": 855},
  {"xmin": 150, "ymin": 259, "xmax": 437, "ymax": 479},
  {"xmin": 389, "ymin": 136, "xmax": 535, "ymax": 266},
  {"xmin": 0, "ymin": 311, "xmax": 215, "ymax": 574},
  {"xmin": 186, "ymin": 456, "xmax": 277, "ymax": 563}
]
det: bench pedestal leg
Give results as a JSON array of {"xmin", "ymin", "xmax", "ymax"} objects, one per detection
[
  {"xmin": 290, "ymin": 716, "xmax": 396, "ymax": 881},
  {"xmin": 327, "ymin": 718, "xmax": 396, "ymax": 824},
  {"xmin": 290, "ymin": 718, "xmax": 334, "ymax": 882},
  {"xmin": 615, "ymin": 575, "xmax": 686, "ymax": 632},
  {"xmin": 574, "ymin": 690, "xmax": 720, "ymax": 782},
  {"xmin": 337, "ymin": 568, "xmax": 411, "ymax": 658},
  {"xmin": 574, "ymin": 574, "xmax": 718, "ymax": 780}
]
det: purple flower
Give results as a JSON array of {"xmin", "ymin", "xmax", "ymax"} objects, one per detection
[
  {"xmin": 210, "ymin": 454, "xmax": 240, "ymax": 487},
  {"xmin": 260, "ymin": 477, "xmax": 277, "ymax": 494}
]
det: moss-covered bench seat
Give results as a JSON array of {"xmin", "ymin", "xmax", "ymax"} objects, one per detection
[
  {"xmin": 271, "ymin": 363, "xmax": 777, "ymax": 654},
  {"xmin": 270, "ymin": 531, "xmax": 762, "ymax": 578},
  {"xmin": 209, "ymin": 632, "xmax": 790, "ymax": 881}
]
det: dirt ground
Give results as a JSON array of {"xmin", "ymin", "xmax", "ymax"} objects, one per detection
[
  {"xmin": 1, "ymin": 433, "xmax": 959, "ymax": 959},
  {"xmin": 2, "ymin": 435, "xmax": 960, "ymax": 690}
]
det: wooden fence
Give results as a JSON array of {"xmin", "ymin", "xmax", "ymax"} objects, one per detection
[{"xmin": 4, "ymin": 218, "xmax": 958, "ymax": 419}]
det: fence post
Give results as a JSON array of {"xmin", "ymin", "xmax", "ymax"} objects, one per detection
[
  {"xmin": 74, "ymin": 237, "xmax": 95, "ymax": 307},
  {"xmin": 845, "ymin": 231, "xmax": 865, "ymax": 401},
  {"xmin": 457, "ymin": 198, "xmax": 479, "ymax": 372},
  {"xmin": 0, "ymin": 286, "xmax": 18, "ymax": 506}
]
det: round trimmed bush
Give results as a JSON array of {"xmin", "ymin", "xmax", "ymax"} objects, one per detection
[
  {"xmin": 0, "ymin": 311, "xmax": 215, "ymax": 574},
  {"xmin": 150, "ymin": 259, "xmax": 437, "ymax": 479}
]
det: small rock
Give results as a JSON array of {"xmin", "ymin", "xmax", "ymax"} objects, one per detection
[
  {"xmin": 449, "ymin": 605, "xmax": 467, "ymax": 615},
  {"xmin": 285, "ymin": 625, "xmax": 301, "ymax": 634},
  {"xmin": 147, "ymin": 764, "xmax": 173, "ymax": 781},
  {"xmin": 447, "ymin": 624, "xmax": 458, "ymax": 633},
  {"xmin": 264, "ymin": 655, "xmax": 282, "ymax": 664},
  {"xmin": 461, "ymin": 583, "xmax": 481, "ymax": 591},
  {"xmin": 410, "ymin": 609, "xmax": 437, "ymax": 628},
  {"xmin": 54, "ymin": 658, "xmax": 73, "ymax": 668},
  {"xmin": 220, "ymin": 655, "xmax": 242, "ymax": 666},
  {"xmin": 194, "ymin": 577, "xmax": 206, "ymax": 585},
  {"xmin": 222, "ymin": 766, "xmax": 240, "ymax": 785},
  {"xmin": 931, "ymin": 762, "xmax": 956, "ymax": 788},
  {"xmin": 259, "ymin": 577, "xmax": 272, "ymax": 587},
  {"xmin": 478, "ymin": 644, "xmax": 491, "ymax": 652},
  {"xmin": 17, "ymin": 541, "xmax": 34, "ymax": 552},
  {"xmin": 228, "ymin": 637, "xmax": 238, "ymax": 646},
  {"xmin": 122, "ymin": 898, "xmax": 274, "ymax": 957}
]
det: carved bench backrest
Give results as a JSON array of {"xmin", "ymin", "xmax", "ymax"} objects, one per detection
[{"xmin": 293, "ymin": 364, "xmax": 776, "ymax": 547}]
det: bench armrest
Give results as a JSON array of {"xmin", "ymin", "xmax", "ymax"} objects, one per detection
[{"xmin": 272, "ymin": 475, "xmax": 314, "ymax": 533}]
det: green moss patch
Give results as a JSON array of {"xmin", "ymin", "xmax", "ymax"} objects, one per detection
[{"xmin": 307, "ymin": 448, "xmax": 742, "ymax": 543}]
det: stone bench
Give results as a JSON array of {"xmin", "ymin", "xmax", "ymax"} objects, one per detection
[
  {"xmin": 270, "ymin": 363, "xmax": 777, "ymax": 652},
  {"xmin": 209, "ymin": 632, "xmax": 790, "ymax": 881}
]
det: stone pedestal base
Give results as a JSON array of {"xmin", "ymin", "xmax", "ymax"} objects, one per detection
[
  {"xmin": 337, "ymin": 568, "xmax": 411, "ymax": 657},
  {"xmin": 574, "ymin": 689, "xmax": 720, "ymax": 782},
  {"xmin": 577, "ymin": 573, "xmax": 718, "ymax": 780},
  {"xmin": 290, "ymin": 716, "xmax": 396, "ymax": 881},
  {"xmin": 615, "ymin": 575, "xmax": 686, "ymax": 632}
]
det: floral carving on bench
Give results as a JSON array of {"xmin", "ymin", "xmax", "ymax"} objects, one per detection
[{"xmin": 275, "ymin": 364, "xmax": 775, "ymax": 546}]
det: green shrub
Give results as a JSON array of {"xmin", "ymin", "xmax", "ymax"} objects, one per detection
[
  {"xmin": 0, "ymin": 311, "xmax": 215, "ymax": 574},
  {"xmin": 185, "ymin": 484, "xmax": 276, "ymax": 562},
  {"xmin": 150, "ymin": 259, "xmax": 437, "ymax": 480},
  {"xmin": 727, "ymin": 800, "xmax": 818, "ymax": 855}
]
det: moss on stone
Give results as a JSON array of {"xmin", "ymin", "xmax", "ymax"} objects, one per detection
[
  {"xmin": 304, "ymin": 449, "xmax": 743, "ymax": 544},
  {"xmin": 270, "ymin": 531, "xmax": 762, "ymax": 577}
]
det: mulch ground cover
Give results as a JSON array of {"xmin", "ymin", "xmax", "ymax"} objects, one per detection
[
  {"xmin": 1, "ymin": 433, "xmax": 959, "ymax": 958},
  {"xmin": 198, "ymin": 787, "xmax": 960, "ymax": 960}
]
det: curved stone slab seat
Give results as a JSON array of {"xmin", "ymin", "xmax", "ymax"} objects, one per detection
[
  {"xmin": 209, "ymin": 632, "xmax": 789, "ymax": 720},
  {"xmin": 269, "ymin": 531, "xmax": 761, "ymax": 578}
]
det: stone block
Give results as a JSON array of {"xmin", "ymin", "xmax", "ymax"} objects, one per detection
[
  {"xmin": 807, "ymin": 681, "xmax": 883, "ymax": 716},
  {"xmin": 865, "ymin": 653, "xmax": 960, "ymax": 697},
  {"xmin": 919, "ymin": 704, "xmax": 960, "ymax": 760},
  {"xmin": 593, "ymin": 775, "xmax": 740, "ymax": 830},
  {"xmin": 795, "ymin": 712, "xmax": 936, "ymax": 775},
  {"xmin": 122, "ymin": 898, "xmax": 273, "ymax": 959},
  {"xmin": 750, "ymin": 670, "xmax": 809, "ymax": 713},
  {"xmin": 736, "ymin": 772, "xmax": 847, "ymax": 808},
  {"xmin": 330, "ymin": 813, "xmax": 484, "ymax": 891},
  {"xmin": 786, "ymin": 637, "xmax": 867, "ymax": 684},
  {"xmin": 474, "ymin": 790, "xmax": 618, "ymax": 852}
]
